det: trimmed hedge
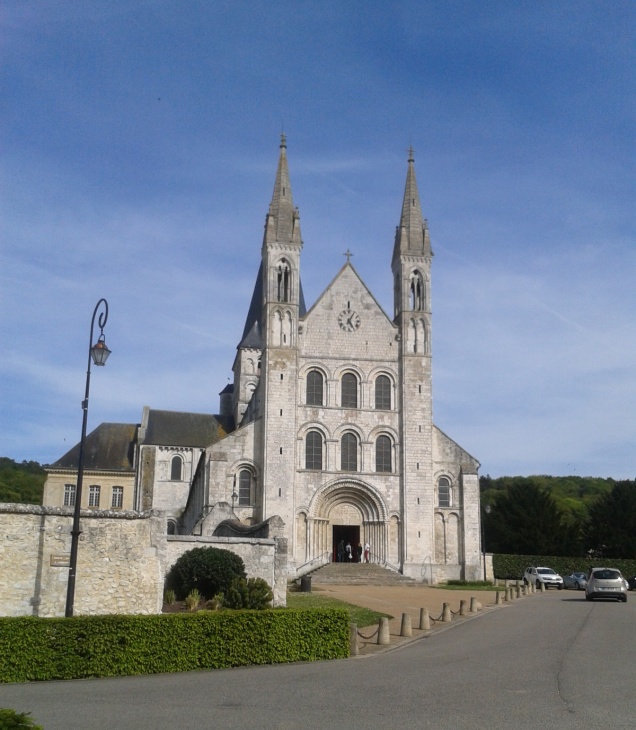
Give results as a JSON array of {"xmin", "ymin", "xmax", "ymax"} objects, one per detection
[
  {"xmin": 0, "ymin": 609, "xmax": 349, "ymax": 683},
  {"xmin": 493, "ymin": 553, "xmax": 636, "ymax": 580}
]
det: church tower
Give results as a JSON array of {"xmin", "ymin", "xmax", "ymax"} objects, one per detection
[
  {"xmin": 258, "ymin": 134, "xmax": 303, "ymax": 527},
  {"xmin": 391, "ymin": 147, "xmax": 435, "ymax": 577}
]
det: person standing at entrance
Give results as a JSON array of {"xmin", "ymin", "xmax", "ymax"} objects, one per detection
[
  {"xmin": 356, "ymin": 543, "xmax": 363, "ymax": 563},
  {"xmin": 364, "ymin": 541, "xmax": 370, "ymax": 563},
  {"xmin": 337, "ymin": 540, "xmax": 345, "ymax": 563},
  {"xmin": 345, "ymin": 541, "xmax": 352, "ymax": 561}
]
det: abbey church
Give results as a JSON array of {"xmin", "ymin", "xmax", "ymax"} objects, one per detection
[{"xmin": 44, "ymin": 137, "xmax": 482, "ymax": 583}]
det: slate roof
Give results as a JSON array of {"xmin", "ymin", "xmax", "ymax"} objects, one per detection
[
  {"xmin": 142, "ymin": 409, "xmax": 231, "ymax": 447},
  {"xmin": 49, "ymin": 423, "xmax": 138, "ymax": 472}
]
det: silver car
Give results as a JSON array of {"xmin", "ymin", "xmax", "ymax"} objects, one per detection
[
  {"xmin": 563, "ymin": 571, "xmax": 587, "ymax": 590},
  {"xmin": 585, "ymin": 567, "xmax": 628, "ymax": 602}
]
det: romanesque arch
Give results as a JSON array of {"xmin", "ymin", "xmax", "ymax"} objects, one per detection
[{"xmin": 299, "ymin": 479, "xmax": 391, "ymax": 566}]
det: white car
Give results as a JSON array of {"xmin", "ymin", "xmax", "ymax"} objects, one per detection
[
  {"xmin": 585, "ymin": 567, "xmax": 628, "ymax": 602},
  {"xmin": 523, "ymin": 566, "xmax": 564, "ymax": 590}
]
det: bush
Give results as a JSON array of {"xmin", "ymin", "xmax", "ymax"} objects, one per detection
[
  {"xmin": 166, "ymin": 547, "xmax": 246, "ymax": 600},
  {"xmin": 223, "ymin": 578, "xmax": 273, "ymax": 610},
  {"xmin": 0, "ymin": 610, "xmax": 350, "ymax": 682},
  {"xmin": 0, "ymin": 709, "xmax": 43, "ymax": 729}
]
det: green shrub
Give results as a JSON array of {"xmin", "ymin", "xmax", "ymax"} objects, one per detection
[
  {"xmin": 223, "ymin": 577, "xmax": 274, "ymax": 610},
  {"xmin": 0, "ymin": 709, "xmax": 43, "ymax": 729},
  {"xmin": 0, "ymin": 610, "xmax": 349, "ymax": 682},
  {"xmin": 166, "ymin": 547, "xmax": 246, "ymax": 600}
]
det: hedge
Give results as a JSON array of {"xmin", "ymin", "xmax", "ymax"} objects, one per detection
[
  {"xmin": 0, "ymin": 609, "xmax": 349, "ymax": 683},
  {"xmin": 493, "ymin": 554, "xmax": 636, "ymax": 580}
]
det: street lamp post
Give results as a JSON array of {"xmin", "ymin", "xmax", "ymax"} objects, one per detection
[
  {"xmin": 65, "ymin": 298, "xmax": 111, "ymax": 618},
  {"xmin": 482, "ymin": 504, "xmax": 491, "ymax": 582}
]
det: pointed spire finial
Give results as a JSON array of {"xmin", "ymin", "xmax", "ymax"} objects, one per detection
[
  {"xmin": 407, "ymin": 144, "xmax": 415, "ymax": 163},
  {"xmin": 280, "ymin": 132, "xmax": 287, "ymax": 149}
]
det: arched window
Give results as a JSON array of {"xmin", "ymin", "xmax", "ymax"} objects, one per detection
[
  {"xmin": 238, "ymin": 469, "xmax": 252, "ymax": 506},
  {"xmin": 167, "ymin": 520, "xmax": 177, "ymax": 535},
  {"xmin": 305, "ymin": 431, "xmax": 323, "ymax": 470},
  {"xmin": 375, "ymin": 375, "xmax": 391, "ymax": 410},
  {"xmin": 410, "ymin": 272, "xmax": 425, "ymax": 311},
  {"xmin": 341, "ymin": 433, "xmax": 358, "ymax": 472},
  {"xmin": 277, "ymin": 261, "xmax": 291, "ymax": 302},
  {"xmin": 170, "ymin": 456, "xmax": 183, "ymax": 481},
  {"xmin": 307, "ymin": 370, "xmax": 324, "ymax": 406},
  {"xmin": 438, "ymin": 477, "xmax": 452, "ymax": 508},
  {"xmin": 376, "ymin": 435, "xmax": 392, "ymax": 472},
  {"xmin": 341, "ymin": 372, "xmax": 358, "ymax": 409}
]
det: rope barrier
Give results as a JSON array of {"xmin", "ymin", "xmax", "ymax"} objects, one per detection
[{"xmin": 357, "ymin": 626, "xmax": 379, "ymax": 640}]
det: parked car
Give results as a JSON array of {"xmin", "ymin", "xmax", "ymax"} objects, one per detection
[
  {"xmin": 523, "ymin": 566, "xmax": 564, "ymax": 590},
  {"xmin": 585, "ymin": 567, "xmax": 628, "ymax": 602},
  {"xmin": 627, "ymin": 575, "xmax": 636, "ymax": 591},
  {"xmin": 563, "ymin": 572, "xmax": 587, "ymax": 590}
]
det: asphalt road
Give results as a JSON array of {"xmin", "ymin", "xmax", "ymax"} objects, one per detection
[{"xmin": 2, "ymin": 590, "xmax": 635, "ymax": 729}]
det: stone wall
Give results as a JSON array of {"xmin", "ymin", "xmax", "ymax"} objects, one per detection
[
  {"xmin": 0, "ymin": 503, "xmax": 165, "ymax": 618},
  {"xmin": 0, "ymin": 504, "xmax": 287, "ymax": 617}
]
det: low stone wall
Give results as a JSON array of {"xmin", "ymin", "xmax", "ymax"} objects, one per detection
[
  {"xmin": 0, "ymin": 504, "xmax": 288, "ymax": 617},
  {"xmin": 0, "ymin": 503, "xmax": 166, "ymax": 618},
  {"xmin": 165, "ymin": 535, "xmax": 288, "ymax": 607}
]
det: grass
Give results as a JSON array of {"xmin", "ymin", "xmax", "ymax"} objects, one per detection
[
  {"xmin": 437, "ymin": 581, "xmax": 502, "ymax": 591},
  {"xmin": 286, "ymin": 591, "xmax": 391, "ymax": 628}
]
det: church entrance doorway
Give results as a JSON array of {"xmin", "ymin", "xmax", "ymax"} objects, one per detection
[{"xmin": 333, "ymin": 525, "xmax": 360, "ymax": 562}]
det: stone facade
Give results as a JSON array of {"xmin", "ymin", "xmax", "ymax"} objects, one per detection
[{"xmin": 39, "ymin": 138, "xmax": 482, "ymax": 587}]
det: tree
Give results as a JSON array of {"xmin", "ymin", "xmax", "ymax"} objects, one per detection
[
  {"xmin": 584, "ymin": 480, "xmax": 636, "ymax": 558},
  {"xmin": 484, "ymin": 481, "xmax": 582, "ymax": 556},
  {"xmin": 0, "ymin": 457, "xmax": 46, "ymax": 504}
]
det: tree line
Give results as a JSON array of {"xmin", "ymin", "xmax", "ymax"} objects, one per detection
[{"xmin": 481, "ymin": 475, "xmax": 636, "ymax": 559}]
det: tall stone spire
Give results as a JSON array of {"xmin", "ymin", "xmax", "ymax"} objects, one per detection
[
  {"xmin": 263, "ymin": 133, "xmax": 302, "ymax": 248},
  {"xmin": 392, "ymin": 146, "xmax": 431, "ymax": 264}
]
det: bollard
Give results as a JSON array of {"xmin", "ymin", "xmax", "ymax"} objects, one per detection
[
  {"xmin": 459, "ymin": 600, "xmax": 467, "ymax": 616},
  {"xmin": 540, "ymin": 581, "xmax": 545, "ymax": 593},
  {"xmin": 400, "ymin": 612, "xmax": 412, "ymax": 637},
  {"xmin": 442, "ymin": 602, "xmax": 452, "ymax": 623},
  {"xmin": 522, "ymin": 584, "xmax": 527, "ymax": 596},
  {"xmin": 504, "ymin": 587, "xmax": 511, "ymax": 602},
  {"xmin": 469, "ymin": 596, "xmax": 478, "ymax": 613},
  {"xmin": 349, "ymin": 624, "xmax": 359, "ymax": 656},
  {"xmin": 516, "ymin": 585, "xmax": 521, "ymax": 599},
  {"xmin": 377, "ymin": 617, "xmax": 390, "ymax": 645},
  {"xmin": 419, "ymin": 607, "xmax": 430, "ymax": 630},
  {"xmin": 530, "ymin": 582, "xmax": 535, "ymax": 594},
  {"xmin": 496, "ymin": 590, "xmax": 502, "ymax": 605}
]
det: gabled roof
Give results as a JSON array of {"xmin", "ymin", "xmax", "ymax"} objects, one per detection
[
  {"xmin": 49, "ymin": 423, "xmax": 137, "ymax": 472},
  {"xmin": 142, "ymin": 409, "xmax": 230, "ymax": 447},
  {"xmin": 303, "ymin": 261, "xmax": 394, "ymax": 327}
]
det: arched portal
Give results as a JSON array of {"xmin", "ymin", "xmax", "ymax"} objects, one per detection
[{"xmin": 305, "ymin": 479, "xmax": 390, "ymax": 565}]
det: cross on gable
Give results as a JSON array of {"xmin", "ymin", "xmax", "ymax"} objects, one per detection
[{"xmin": 343, "ymin": 249, "xmax": 353, "ymax": 263}]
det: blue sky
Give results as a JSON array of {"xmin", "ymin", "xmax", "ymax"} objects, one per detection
[{"xmin": 1, "ymin": 1, "xmax": 634, "ymax": 478}]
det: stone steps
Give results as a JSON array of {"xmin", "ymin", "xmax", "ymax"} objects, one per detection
[{"xmin": 307, "ymin": 562, "xmax": 415, "ymax": 586}]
